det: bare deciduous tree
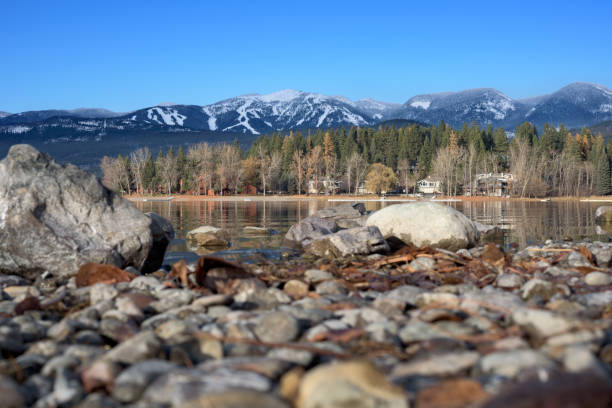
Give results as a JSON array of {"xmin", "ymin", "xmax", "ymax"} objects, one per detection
[
  {"xmin": 291, "ymin": 149, "xmax": 306, "ymax": 195},
  {"xmin": 130, "ymin": 147, "xmax": 150, "ymax": 195}
]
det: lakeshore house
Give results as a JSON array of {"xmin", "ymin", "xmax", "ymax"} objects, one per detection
[
  {"xmin": 308, "ymin": 177, "xmax": 343, "ymax": 194},
  {"xmin": 469, "ymin": 173, "xmax": 514, "ymax": 196},
  {"xmin": 417, "ymin": 176, "xmax": 442, "ymax": 195}
]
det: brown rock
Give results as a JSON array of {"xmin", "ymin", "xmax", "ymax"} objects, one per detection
[
  {"xmin": 284, "ymin": 280, "xmax": 310, "ymax": 298},
  {"xmin": 178, "ymin": 389, "xmax": 290, "ymax": 408},
  {"xmin": 80, "ymin": 359, "xmax": 121, "ymax": 393},
  {"xmin": 76, "ymin": 263, "xmax": 136, "ymax": 287},
  {"xmin": 415, "ymin": 379, "xmax": 488, "ymax": 408},
  {"xmin": 481, "ymin": 243, "xmax": 505, "ymax": 266}
]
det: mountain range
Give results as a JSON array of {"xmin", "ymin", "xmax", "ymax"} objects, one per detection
[{"xmin": 1, "ymin": 83, "xmax": 612, "ymax": 141}]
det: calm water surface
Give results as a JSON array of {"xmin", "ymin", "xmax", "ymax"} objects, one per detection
[{"xmin": 134, "ymin": 199, "xmax": 611, "ymax": 261}]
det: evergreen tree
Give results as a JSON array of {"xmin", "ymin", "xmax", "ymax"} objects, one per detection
[{"xmin": 597, "ymin": 153, "xmax": 611, "ymax": 195}]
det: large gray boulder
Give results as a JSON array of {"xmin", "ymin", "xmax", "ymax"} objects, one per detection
[
  {"xmin": 595, "ymin": 206, "xmax": 612, "ymax": 223},
  {"xmin": 306, "ymin": 226, "xmax": 390, "ymax": 258},
  {"xmin": 312, "ymin": 202, "xmax": 369, "ymax": 228},
  {"xmin": 0, "ymin": 145, "xmax": 173, "ymax": 279},
  {"xmin": 283, "ymin": 216, "xmax": 339, "ymax": 248},
  {"xmin": 366, "ymin": 202, "xmax": 479, "ymax": 250}
]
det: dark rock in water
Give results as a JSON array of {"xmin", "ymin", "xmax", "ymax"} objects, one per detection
[
  {"xmin": 283, "ymin": 216, "xmax": 339, "ymax": 248},
  {"xmin": 142, "ymin": 212, "xmax": 175, "ymax": 273},
  {"xmin": 0, "ymin": 145, "xmax": 173, "ymax": 278}
]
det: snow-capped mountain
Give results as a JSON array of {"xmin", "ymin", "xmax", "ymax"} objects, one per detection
[
  {"xmin": 0, "ymin": 111, "xmax": 10, "ymax": 118},
  {"xmin": 0, "ymin": 108, "xmax": 122, "ymax": 125},
  {"xmin": 2, "ymin": 83, "xmax": 612, "ymax": 137},
  {"xmin": 524, "ymin": 83, "xmax": 612, "ymax": 129},
  {"xmin": 397, "ymin": 89, "xmax": 529, "ymax": 128}
]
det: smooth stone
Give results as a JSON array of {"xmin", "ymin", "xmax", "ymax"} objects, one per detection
[
  {"xmin": 80, "ymin": 359, "xmax": 121, "ymax": 393},
  {"xmin": 315, "ymin": 280, "xmax": 348, "ymax": 296},
  {"xmin": 391, "ymin": 351, "xmax": 480, "ymax": 377},
  {"xmin": 521, "ymin": 278, "xmax": 557, "ymax": 301},
  {"xmin": 496, "ymin": 273, "xmax": 524, "ymax": 289},
  {"xmin": 303, "ymin": 269, "xmax": 333, "ymax": 284},
  {"xmin": 233, "ymin": 287, "xmax": 292, "ymax": 307},
  {"xmin": 398, "ymin": 321, "xmax": 452, "ymax": 344},
  {"xmin": 563, "ymin": 345, "xmax": 610, "ymax": 378},
  {"xmin": 297, "ymin": 360, "xmax": 407, "ymax": 408},
  {"xmin": 178, "ymin": 389, "xmax": 290, "ymax": 408},
  {"xmin": 103, "ymin": 331, "xmax": 161, "ymax": 364},
  {"xmin": 311, "ymin": 203, "xmax": 368, "ymax": 229},
  {"xmin": 578, "ymin": 291, "xmax": 612, "ymax": 308},
  {"xmin": 585, "ymin": 272, "xmax": 612, "ymax": 286},
  {"xmin": 512, "ymin": 308, "xmax": 575, "ymax": 338},
  {"xmin": 366, "ymin": 202, "xmax": 479, "ymax": 250},
  {"xmin": 567, "ymin": 251, "xmax": 592, "ymax": 268},
  {"xmin": 477, "ymin": 349, "xmax": 555, "ymax": 378},
  {"xmin": 243, "ymin": 226, "xmax": 272, "ymax": 236},
  {"xmin": 283, "ymin": 280, "xmax": 309, "ymax": 298},
  {"xmin": 0, "ymin": 374, "xmax": 25, "ymax": 408},
  {"xmin": 408, "ymin": 256, "xmax": 436, "ymax": 271},
  {"xmin": 254, "ymin": 312, "xmax": 300, "ymax": 343},
  {"xmin": 89, "ymin": 283, "xmax": 118, "ymax": 305},
  {"xmin": 112, "ymin": 360, "xmax": 177, "ymax": 403}
]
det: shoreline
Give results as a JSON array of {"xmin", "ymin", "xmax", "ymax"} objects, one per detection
[{"xmin": 125, "ymin": 193, "xmax": 612, "ymax": 203}]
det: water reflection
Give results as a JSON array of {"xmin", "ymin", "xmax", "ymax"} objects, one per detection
[{"xmin": 134, "ymin": 199, "xmax": 611, "ymax": 252}]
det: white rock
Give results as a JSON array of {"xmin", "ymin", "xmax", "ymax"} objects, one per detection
[{"xmin": 366, "ymin": 202, "xmax": 479, "ymax": 250}]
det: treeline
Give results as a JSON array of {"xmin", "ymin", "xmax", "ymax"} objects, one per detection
[{"xmin": 101, "ymin": 121, "xmax": 612, "ymax": 197}]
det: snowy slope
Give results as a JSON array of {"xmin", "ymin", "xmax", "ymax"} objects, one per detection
[
  {"xmin": 2, "ymin": 83, "xmax": 612, "ymax": 135},
  {"xmin": 0, "ymin": 111, "xmax": 10, "ymax": 118}
]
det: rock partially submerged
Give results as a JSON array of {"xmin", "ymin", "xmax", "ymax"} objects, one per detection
[
  {"xmin": 0, "ymin": 145, "xmax": 173, "ymax": 279},
  {"xmin": 186, "ymin": 226, "xmax": 230, "ymax": 248},
  {"xmin": 595, "ymin": 206, "xmax": 612, "ymax": 223},
  {"xmin": 366, "ymin": 202, "xmax": 480, "ymax": 250}
]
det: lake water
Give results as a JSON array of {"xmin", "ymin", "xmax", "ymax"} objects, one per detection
[{"xmin": 134, "ymin": 199, "xmax": 612, "ymax": 263}]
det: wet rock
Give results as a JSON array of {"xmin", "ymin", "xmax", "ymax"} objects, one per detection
[
  {"xmin": 283, "ymin": 216, "xmax": 339, "ymax": 248},
  {"xmin": 306, "ymin": 226, "xmax": 389, "ymax": 258},
  {"xmin": 142, "ymin": 212, "xmax": 175, "ymax": 273},
  {"xmin": 477, "ymin": 349, "xmax": 555, "ymax": 378},
  {"xmin": 186, "ymin": 226, "xmax": 230, "ymax": 248},
  {"xmin": 297, "ymin": 360, "xmax": 407, "ymax": 408},
  {"xmin": 0, "ymin": 144, "xmax": 165, "ymax": 278},
  {"xmin": 243, "ymin": 226, "xmax": 272, "ymax": 236},
  {"xmin": 366, "ymin": 202, "xmax": 479, "ymax": 250},
  {"xmin": 595, "ymin": 206, "xmax": 612, "ymax": 223},
  {"xmin": 585, "ymin": 271, "xmax": 612, "ymax": 286},
  {"xmin": 254, "ymin": 312, "xmax": 300, "ymax": 343}
]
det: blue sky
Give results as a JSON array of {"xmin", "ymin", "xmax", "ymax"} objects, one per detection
[{"xmin": 1, "ymin": 0, "xmax": 611, "ymax": 112}]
